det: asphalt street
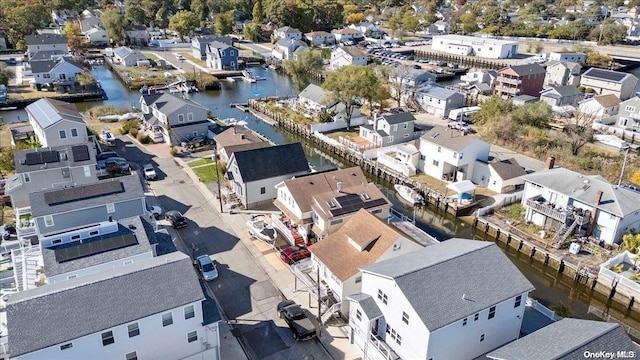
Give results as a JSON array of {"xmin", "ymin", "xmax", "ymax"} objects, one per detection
[{"xmin": 114, "ymin": 137, "xmax": 329, "ymax": 360}]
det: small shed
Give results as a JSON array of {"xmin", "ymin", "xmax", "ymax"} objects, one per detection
[{"xmin": 445, "ymin": 180, "xmax": 476, "ymax": 203}]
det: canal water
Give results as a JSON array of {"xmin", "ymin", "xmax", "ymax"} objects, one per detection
[{"xmin": 3, "ymin": 64, "xmax": 640, "ymax": 332}]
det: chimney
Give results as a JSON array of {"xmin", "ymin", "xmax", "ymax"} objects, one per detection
[
  {"xmin": 337, "ymin": 182, "xmax": 342, "ymax": 192},
  {"xmin": 594, "ymin": 190, "xmax": 603, "ymax": 205},
  {"xmin": 241, "ymin": 134, "xmax": 246, "ymax": 140},
  {"xmin": 545, "ymin": 156, "xmax": 555, "ymax": 170},
  {"xmin": 587, "ymin": 191, "xmax": 604, "ymax": 236}
]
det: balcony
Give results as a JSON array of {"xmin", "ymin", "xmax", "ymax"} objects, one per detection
[
  {"xmin": 271, "ymin": 214, "xmax": 306, "ymax": 247},
  {"xmin": 525, "ymin": 197, "xmax": 567, "ymax": 223},
  {"xmin": 367, "ymin": 333, "xmax": 401, "ymax": 360},
  {"xmin": 497, "ymin": 77, "xmax": 521, "ymax": 85},
  {"xmin": 15, "ymin": 209, "xmax": 36, "ymax": 238},
  {"xmin": 494, "ymin": 85, "xmax": 519, "ymax": 94}
]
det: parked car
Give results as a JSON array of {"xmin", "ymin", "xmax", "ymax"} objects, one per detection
[
  {"xmin": 97, "ymin": 157, "xmax": 130, "ymax": 172},
  {"xmin": 165, "ymin": 210, "xmax": 187, "ymax": 228},
  {"xmin": 146, "ymin": 205, "xmax": 162, "ymax": 219},
  {"xmin": 5, "ymin": 58, "xmax": 16, "ymax": 65},
  {"xmin": 277, "ymin": 300, "xmax": 317, "ymax": 341},
  {"xmin": 447, "ymin": 121, "xmax": 471, "ymax": 134},
  {"xmin": 280, "ymin": 246, "xmax": 311, "ymax": 265},
  {"xmin": 176, "ymin": 54, "xmax": 185, "ymax": 60},
  {"xmin": 142, "ymin": 163, "xmax": 157, "ymax": 180},
  {"xmin": 195, "ymin": 255, "xmax": 218, "ymax": 281},
  {"xmin": 96, "ymin": 151, "xmax": 119, "ymax": 161}
]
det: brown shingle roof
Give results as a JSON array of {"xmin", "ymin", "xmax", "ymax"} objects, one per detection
[
  {"xmin": 593, "ymin": 94, "xmax": 621, "ymax": 108},
  {"xmin": 489, "ymin": 158, "xmax": 526, "ymax": 180},
  {"xmin": 420, "ymin": 125, "xmax": 483, "ymax": 152},
  {"xmin": 309, "ymin": 209, "xmax": 406, "ymax": 281},
  {"xmin": 214, "ymin": 126, "xmax": 265, "ymax": 150}
]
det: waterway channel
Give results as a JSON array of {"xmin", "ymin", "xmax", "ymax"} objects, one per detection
[{"xmin": 3, "ymin": 64, "xmax": 640, "ymax": 334}]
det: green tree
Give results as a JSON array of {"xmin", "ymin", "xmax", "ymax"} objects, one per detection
[
  {"xmin": 586, "ymin": 51, "xmax": 613, "ymax": 68},
  {"xmin": 511, "ymin": 101, "xmax": 551, "ymax": 128},
  {"xmin": 1, "ymin": 0, "xmax": 48, "ymax": 46},
  {"xmin": 244, "ymin": 22, "xmax": 259, "ymax": 41},
  {"xmin": 252, "ymin": 0, "xmax": 264, "ymax": 23},
  {"xmin": 550, "ymin": 301, "xmax": 573, "ymax": 318},
  {"xmin": 101, "ymin": 7, "xmax": 126, "ymax": 44},
  {"xmin": 472, "ymin": 96, "xmax": 513, "ymax": 125},
  {"xmin": 388, "ymin": 15, "xmax": 402, "ymax": 36},
  {"xmin": 156, "ymin": 7, "xmax": 170, "ymax": 31},
  {"xmin": 125, "ymin": 0, "xmax": 147, "ymax": 25},
  {"xmin": 401, "ymin": 10, "xmax": 420, "ymax": 35},
  {"xmin": 214, "ymin": 10, "xmax": 234, "ymax": 35},
  {"xmin": 169, "ymin": 10, "xmax": 199, "ymax": 40},
  {"xmin": 191, "ymin": 0, "xmax": 210, "ymax": 24},
  {"xmin": 322, "ymin": 65, "xmax": 386, "ymax": 130},
  {"xmin": 590, "ymin": 19, "xmax": 628, "ymax": 45},
  {"xmin": 63, "ymin": 21, "xmax": 84, "ymax": 52},
  {"xmin": 0, "ymin": 63, "xmax": 15, "ymax": 86},
  {"xmin": 314, "ymin": 1, "xmax": 343, "ymax": 31},
  {"xmin": 282, "ymin": 49, "xmax": 323, "ymax": 92},
  {"xmin": 346, "ymin": 13, "xmax": 365, "ymax": 24}
]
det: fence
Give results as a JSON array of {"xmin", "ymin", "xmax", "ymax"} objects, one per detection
[
  {"xmin": 476, "ymin": 191, "xmax": 523, "ymax": 217},
  {"xmin": 593, "ymin": 122, "xmax": 640, "ymax": 145},
  {"xmin": 308, "ymin": 116, "xmax": 368, "ymax": 133}
]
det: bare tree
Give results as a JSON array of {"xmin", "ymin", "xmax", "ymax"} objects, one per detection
[
  {"xmin": 560, "ymin": 110, "xmax": 595, "ymax": 156},
  {"xmin": 386, "ymin": 65, "xmax": 415, "ymax": 107}
]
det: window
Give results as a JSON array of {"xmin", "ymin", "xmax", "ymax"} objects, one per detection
[
  {"xmin": 330, "ymin": 219, "xmax": 343, "ymax": 225},
  {"xmin": 184, "ymin": 305, "xmax": 195, "ymax": 320},
  {"xmin": 355, "ymin": 276, "xmax": 362, "ymax": 283},
  {"xmin": 396, "ymin": 334, "xmax": 402, "ymax": 346},
  {"xmin": 437, "ymin": 146, "xmax": 441, "ymax": 152},
  {"xmin": 377, "ymin": 289, "xmax": 388, "ymax": 305},
  {"xmin": 67, "ymin": 274, "xmax": 77, "ymax": 279},
  {"xmin": 187, "ymin": 331, "xmax": 198, "ymax": 343},
  {"xmin": 474, "ymin": 313, "xmax": 479, "ymax": 321},
  {"xmin": 59, "ymin": 130, "xmax": 67, "ymax": 139},
  {"xmin": 178, "ymin": 114, "xmax": 185, "ymax": 122},
  {"xmin": 125, "ymin": 352, "xmax": 137, "ymax": 360},
  {"xmin": 23, "ymin": 173, "xmax": 30, "ymax": 183},
  {"xmin": 89, "ymin": 230, "xmax": 99, "ymax": 236},
  {"xmin": 187, "ymin": 113, "xmax": 194, "ymax": 121},
  {"xmin": 162, "ymin": 312, "xmax": 173, "ymax": 327},
  {"xmin": 71, "ymin": 234, "xmax": 80, "ymax": 240},
  {"xmin": 101, "ymin": 331, "xmax": 115, "ymax": 346},
  {"xmin": 106, "ymin": 203, "xmax": 115, "ymax": 213},
  {"xmin": 488, "ymin": 306, "xmax": 496, "ymax": 319},
  {"xmin": 420, "ymin": 155, "xmax": 426, "ymax": 160},
  {"xmin": 128, "ymin": 323, "xmax": 140, "ymax": 337},
  {"xmin": 403, "ymin": 123, "xmax": 408, "ymax": 129},
  {"xmin": 70, "ymin": 128, "xmax": 78, "ymax": 137},
  {"xmin": 480, "ymin": 334, "xmax": 485, "ymax": 342},
  {"xmin": 44, "ymin": 215, "xmax": 54, "ymax": 227},
  {"xmin": 52, "ymin": 239, "xmax": 62, "ymax": 244},
  {"xmin": 356, "ymin": 309, "xmax": 362, "ymax": 321},
  {"xmin": 463, "ymin": 318, "xmax": 467, "ymax": 326},
  {"xmin": 60, "ymin": 343, "xmax": 73, "ymax": 350},
  {"xmin": 432, "ymin": 160, "xmax": 439, "ymax": 166},
  {"xmin": 626, "ymin": 106, "xmax": 636, "ymax": 112},
  {"xmin": 402, "ymin": 312, "xmax": 409, "ymax": 325},
  {"xmin": 514, "ymin": 295, "xmax": 522, "ymax": 308},
  {"xmin": 260, "ymin": 187, "xmax": 266, "ymax": 194},
  {"xmin": 403, "ymin": 133, "xmax": 409, "ymax": 138}
]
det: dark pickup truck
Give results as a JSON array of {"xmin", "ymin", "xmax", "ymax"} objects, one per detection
[{"xmin": 277, "ymin": 300, "xmax": 317, "ymax": 341}]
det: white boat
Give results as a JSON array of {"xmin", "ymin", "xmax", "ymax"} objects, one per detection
[
  {"xmin": 223, "ymin": 118, "xmax": 248, "ymax": 127},
  {"xmin": 247, "ymin": 215, "xmax": 277, "ymax": 242},
  {"xmin": 394, "ymin": 184, "xmax": 424, "ymax": 205},
  {"xmin": 99, "ymin": 127, "xmax": 115, "ymax": 143},
  {"xmin": 594, "ymin": 134, "xmax": 630, "ymax": 150}
]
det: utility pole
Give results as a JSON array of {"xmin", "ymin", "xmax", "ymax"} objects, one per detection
[
  {"xmin": 618, "ymin": 146, "xmax": 630, "ymax": 187},
  {"xmin": 212, "ymin": 152, "xmax": 224, "ymax": 212},
  {"xmin": 317, "ymin": 267, "xmax": 322, "ymax": 337}
]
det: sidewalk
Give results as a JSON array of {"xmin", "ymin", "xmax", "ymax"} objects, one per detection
[{"xmin": 170, "ymin": 154, "xmax": 361, "ymax": 360}]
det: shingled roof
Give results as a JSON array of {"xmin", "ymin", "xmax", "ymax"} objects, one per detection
[{"xmin": 231, "ymin": 143, "xmax": 309, "ymax": 182}]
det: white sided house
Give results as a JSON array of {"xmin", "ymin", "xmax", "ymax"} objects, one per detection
[
  {"xmin": 309, "ymin": 209, "xmax": 423, "ymax": 315},
  {"xmin": 579, "ymin": 94, "xmax": 621, "ymax": 121},
  {"xmin": 431, "ymin": 35, "xmax": 519, "ymax": 59},
  {"xmin": 418, "ymin": 125, "xmax": 490, "ymax": 183},
  {"xmin": 548, "ymin": 51, "xmax": 587, "ymax": 63},
  {"xmin": 349, "ymin": 239, "xmax": 534, "ymax": 360},
  {"xmin": 30, "ymin": 57, "xmax": 84, "ymax": 86},
  {"xmin": 26, "ymin": 98, "xmax": 88, "ymax": 148},
  {"xmin": 486, "ymin": 158, "xmax": 526, "ymax": 194},
  {"xmin": 330, "ymin": 46, "xmax": 367, "ymax": 69},
  {"xmin": 25, "ymin": 34, "xmax": 69, "ymax": 60},
  {"xmin": 227, "ymin": 143, "xmax": 310, "ymax": 209},
  {"xmin": 273, "ymin": 26, "xmax": 302, "ymax": 41},
  {"xmin": 580, "ymin": 68, "xmax": 639, "ymax": 101},
  {"xmin": 6, "ymin": 252, "xmax": 221, "ymax": 360},
  {"xmin": 359, "ymin": 112, "xmax": 423, "ymax": 148},
  {"xmin": 521, "ymin": 164, "xmax": 640, "ymax": 246},
  {"xmin": 414, "ymin": 84, "xmax": 465, "ymax": 117}
]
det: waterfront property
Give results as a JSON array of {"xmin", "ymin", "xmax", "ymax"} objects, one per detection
[
  {"xmin": 309, "ymin": 209, "xmax": 423, "ymax": 316},
  {"xmin": 349, "ymin": 239, "xmax": 533, "ymax": 360},
  {"xmin": 205, "ymin": 41, "xmax": 239, "ymax": 70},
  {"xmin": 580, "ymin": 68, "xmax": 639, "ymax": 101},
  {"xmin": 599, "ymin": 251, "xmax": 640, "ymax": 301},
  {"xmin": 521, "ymin": 162, "xmax": 640, "ymax": 247},
  {"xmin": 25, "ymin": 34, "xmax": 69, "ymax": 60},
  {"xmin": 297, "ymin": 84, "xmax": 363, "ymax": 123},
  {"xmin": 30, "ymin": 57, "xmax": 84, "ymax": 87},
  {"xmin": 192, "ymin": 34, "xmax": 233, "ymax": 60},
  {"xmin": 330, "ymin": 46, "xmax": 367, "ymax": 69},
  {"xmin": 227, "ymin": 143, "xmax": 310, "ymax": 209},
  {"xmin": 494, "ymin": 64, "xmax": 546, "ymax": 99},
  {"xmin": 273, "ymin": 167, "xmax": 391, "ymax": 243},
  {"xmin": 26, "ymin": 98, "xmax": 88, "ymax": 148},
  {"xmin": 418, "ymin": 125, "xmax": 490, "ymax": 183},
  {"xmin": 358, "ymin": 112, "xmax": 423, "ymax": 148},
  {"xmin": 431, "ymin": 35, "xmax": 519, "ymax": 59},
  {"xmin": 272, "ymin": 26, "xmax": 303, "ymax": 41},
  {"xmin": 214, "ymin": 126, "xmax": 269, "ymax": 163},
  {"xmin": 271, "ymin": 39, "xmax": 308, "ymax": 60},
  {"xmin": 613, "ymin": 96, "xmax": 640, "ymax": 131},
  {"xmin": 305, "ymin": 31, "xmax": 335, "ymax": 47},
  {"xmin": 485, "ymin": 158, "xmax": 526, "ymax": 194},
  {"xmin": 140, "ymin": 93, "xmax": 213, "ymax": 145},
  {"xmin": 6, "ymin": 252, "xmax": 221, "ymax": 360},
  {"xmin": 539, "ymin": 85, "xmax": 584, "ymax": 108},
  {"xmin": 414, "ymin": 84, "xmax": 465, "ymax": 117},
  {"xmin": 544, "ymin": 61, "xmax": 581, "ymax": 87},
  {"xmin": 579, "ymin": 94, "xmax": 621, "ymax": 121},
  {"xmin": 486, "ymin": 318, "xmax": 639, "ymax": 360},
  {"xmin": 124, "ymin": 25, "xmax": 150, "ymax": 46},
  {"xmin": 112, "ymin": 47, "xmax": 149, "ymax": 67}
]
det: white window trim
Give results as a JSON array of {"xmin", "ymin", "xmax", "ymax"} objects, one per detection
[{"xmin": 70, "ymin": 128, "xmax": 78, "ymax": 137}]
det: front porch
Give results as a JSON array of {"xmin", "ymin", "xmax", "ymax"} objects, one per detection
[{"xmin": 365, "ymin": 333, "xmax": 401, "ymax": 360}]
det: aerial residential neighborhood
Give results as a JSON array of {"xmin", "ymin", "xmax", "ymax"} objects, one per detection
[{"xmin": 2, "ymin": 0, "xmax": 640, "ymax": 359}]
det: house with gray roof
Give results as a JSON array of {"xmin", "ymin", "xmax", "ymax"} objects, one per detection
[
  {"xmin": 580, "ymin": 68, "xmax": 639, "ymax": 101},
  {"xmin": 414, "ymin": 83, "xmax": 465, "ymax": 117},
  {"xmin": 205, "ymin": 41, "xmax": 239, "ymax": 70},
  {"xmin": 227, "ymin": 143, "xmax": 310, "ymax": 209},
  {"xmin": 25, "ymin": 34, "xmax": 69, "ymax": 60},
  {"xmin": 112, "ymin": 46, "xmax": 149, "ymax": 67},
  {"xmin": 6, "ymin": 252, "xmax": 221, "ymax": 360},
  {"xmin": 139, "ymin": 93, "xmax": 214, "ymax": 145},
  {"xmin": 521, "ymin": 165, "xmax": 640, "ymax": 246},
  {"xmin": 487, "ymin": 158, "xmax": 526, "ymax": 193},
  {"xmin": 28, "ymin": 50, "xmax": 68, "ymax": 62},
  {"xmin": 31, "ymin": 56, "xmax": 84, "ymax": 87},
  {"xmin": 540, "ymin": 85, "xmax": 583, "ymax": 107},
  {"xmin": 330, "ymin": 46, "xmax": 367, "ymax": 69},
  {"xmin": 192, "ymin": 34, "xmax": 233, "ymax": 59},
  {"xmin": 349, "ymin": 239, "xmax": 534, "ymax": 360},
  {"xmin": 359, "ymin": 112, "xmax": 423, "ymax": 148},
  {"xmin": 273, "ymin": 26, "xmax": 303, "ymax": 41},
  {"xmin": 544, "ymin": 61, "xmax": 581, "ymax": 87},
  {"xmin": 487, "ymin": 318, "xmax": 640, "ymax": 360},
  {"xmin": 271, "ymin": 38, "xmax": 307, "ymax": 60},
  {"xmin": 28, "ymin": 174, "xmax": 146, "ymax": 237},
  {"xmin": 26, "ymin": 98, "xmax": 87, "ymax": 148},
  {"xmin": 418, "ymin": 125, "xmax": 490, "ymax": 183},
  {"xmin": 297, "ymin": 83, "xmax": 363, "ymax": 122}
]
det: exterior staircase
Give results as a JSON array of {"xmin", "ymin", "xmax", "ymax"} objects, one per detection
[
  {"xmin": 551, "ymin": 214, "xmax": 585, "ymax": 249},
  {"xmin": 406, "ymin": 96, "xmax": 422, "ymax": 112},
  {"xmin": 11, "ymin": 245, "xmax": 42, "ymax": 291}
]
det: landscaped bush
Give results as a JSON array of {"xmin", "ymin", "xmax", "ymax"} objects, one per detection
[
  {"xmin": 120, "ymin": 119, "xmax": 140, "ymax": 135},
  {"xmin": 170, "ymin": 146, "xmax": 178, "ymax": 157},
  {"xmin": 129, "ymin": 127, "xmax": 139, "ymax": 137},
  {"xmin": 137, "ymin": 132, "xmax": 152, "ymax": 144}
]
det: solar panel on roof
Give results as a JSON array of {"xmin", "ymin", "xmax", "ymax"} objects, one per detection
[
  {"xmin": 54, "ymin": 232, "xmax": 137, "ymax": 263},
  {"xmin": 71, "ymin": 145, "xmax": 90, "ymax": 162},
  {"xmin": 24, "ymin": 150, "xmax": 60, "ymax": 165},
  {"xmin": 44, "ymin": 180, "xmax": 124, "ymax": 206},
  {"xmin": 330, "ymin": 194, "xmax": 387, "ymax": 217},
  {"xmin": 585, "ymin": 69, "xmax": 626, "ymax": 82}
]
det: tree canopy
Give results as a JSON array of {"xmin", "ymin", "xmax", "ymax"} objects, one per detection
[
  {"xmin": 169, "ymin": 10, "xmax": 199, "ymax": 40},
  {"xmin": 101, "ymin": 7, "xmax": 126, "ymax": 45}
]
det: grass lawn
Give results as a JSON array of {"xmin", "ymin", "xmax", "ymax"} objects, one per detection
[
  {"xmin": 192, "ymin": 164, "xmax": 222, "ymax": 183},
  {"xmin": 143, "ymin": 52, "xmax": 159, "ymax": 61},
  {"xmin": 325, "ymin": 130, "xmax": 360, "ymax": 140},
  {"xmin": 188, "ymin": 158, "xmax": 213, "ymax": 168},
  {"xmin": 179, "ymin": 52, "xmax": 207, "ymax": 68},
  {"xmin": 409, "ymin": 173, "xmax": 496, "ymax": 198}
]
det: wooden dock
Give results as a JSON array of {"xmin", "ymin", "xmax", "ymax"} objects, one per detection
[{"xmin": 0, "ymin": 90, "xmax": 107, "ymax": 110}]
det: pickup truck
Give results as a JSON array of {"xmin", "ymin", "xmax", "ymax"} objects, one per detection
[
  {"xmin": 143, "ymin": 164, "xmax": 157, "ymax": 180},
  {"xmin": 277, "ymin": 300, "xmax": 317, "ymax": 341},
  {"xmin": 447, "ymin": 121, "xmax": 471, "ymax": 134}
]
